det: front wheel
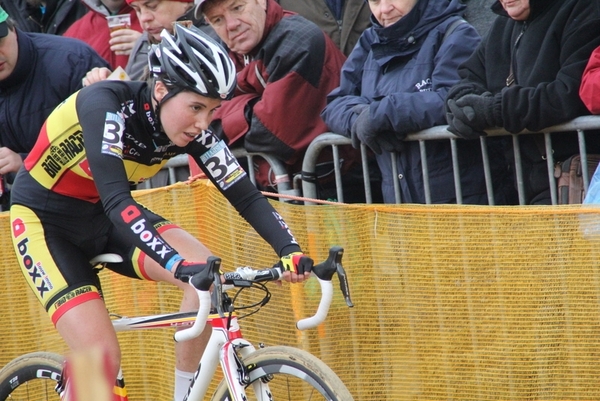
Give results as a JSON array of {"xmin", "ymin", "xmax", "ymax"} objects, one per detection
[
  {"xmin": 211, "ymin": 345, "xmax": 354, "ymax": 401},
  {"xmin": 0, "ymin": 352, "xmax": 64, "ymax": 400}
]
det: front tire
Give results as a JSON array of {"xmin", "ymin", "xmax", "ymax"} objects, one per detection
[
  {"xmin": 211, "ymin": 345, "xmax": 354, "ymax": 401},
  {"xmin": 0, "ymin": 352, "xmax": 64, "ymax": 400}
]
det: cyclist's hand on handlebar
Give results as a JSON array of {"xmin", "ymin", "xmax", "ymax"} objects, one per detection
[
  {"xmin": 277, "ymin": 252, "xmax": 313, "ymax": 283},
  {"xmin": 173, "ymin": 260, "xmax": 209, "ymax": 283}
]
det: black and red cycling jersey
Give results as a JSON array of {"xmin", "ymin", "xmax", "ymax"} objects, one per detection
[{"xmin": 12, "ymin": 80, "xmax": 301, "ymax": 269}]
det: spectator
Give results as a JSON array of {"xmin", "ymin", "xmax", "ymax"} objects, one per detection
[
  {"xmin": 462, "ymin": 0, "xmax": 496, "ymax": 38},
  {"xmin": 322, "ymin": 0, "xmax": 510, "ymax": 204},
  {"xmin": 446, "ymin": 0, "xmax": 600, "ymax": 205},
  {"xmin": 0, "ymin": 6, "xmax": 109, "ymax": 210},
  {"xmin": 124, "ymin": 0, "xmax": 218, "ymax": 81},
  {"xmin": 11, "ymin": 0, "xmax": 89, "ymax": 34},
  {"xmin": 276, "ymin": 0, "xmax": 371, "ymax": 56},
  {"xmin": 195, "ymin": 0, "xmax": 359, "ymax": 199},
  {"xmin": 63, "ymin": 0, "xmax": 143, "ymax": 70},
  {"xmin": 83, "ymin": 0, "xmax": 218, "ymax": 82}
]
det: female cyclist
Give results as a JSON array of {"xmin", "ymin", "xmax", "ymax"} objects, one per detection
[{"xmin": 9, "ymin": 24, "xmax": 313, "ymax": 401}]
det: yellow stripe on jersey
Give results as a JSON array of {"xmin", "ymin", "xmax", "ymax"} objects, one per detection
[
  {"xmin": 29, "ymin": 94, "xmax": 88, "ymax": 188},
  {"xmin": 123, "ymin": 159, "xmax": 166, "ymax": 184}
]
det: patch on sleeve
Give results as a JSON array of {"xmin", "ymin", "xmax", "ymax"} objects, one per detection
[
  {"xmin": 101, "ymin": 112, "xmax": 125, "ymax": 159},
  {"xmin": 200, "ymin": 141, "xmax": 247, "ymax": 190}
]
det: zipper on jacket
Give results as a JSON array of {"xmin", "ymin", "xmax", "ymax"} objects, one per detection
[{"xmin": 506, "ymin": 23, "xmax": 527, "ymax": 87}]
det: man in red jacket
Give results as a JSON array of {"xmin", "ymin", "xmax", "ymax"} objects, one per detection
[
  {"xmin": 64, "ymin": 0, "xmax": 142, "ymax": 69},
  {"xmin": 194, "ymin": 0, "xmax": 354, "ymax": 198}
]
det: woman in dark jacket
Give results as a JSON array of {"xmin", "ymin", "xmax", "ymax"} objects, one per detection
[
  {"xmin": 446, "ymin": 0, "xmax": 600, "ymax": 204},
  {"xmin": 322, "ymin": 0, "xmax": 510, "ymax": 204}
]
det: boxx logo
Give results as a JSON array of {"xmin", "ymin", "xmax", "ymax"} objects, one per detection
[
  {"xmin": 16, "ymin": 237, "xmax": 52, "ymax": 298},
  {"xmin": 12, "ymin": 218, "xmax": 26, "ymax": 238},
  {"xmin": 121, "ymin": 205, "xmax": 172, "ymax": 260}
]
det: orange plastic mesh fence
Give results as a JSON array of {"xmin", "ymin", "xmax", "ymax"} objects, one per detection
[{"xmin": 2, "ymin": 179, "xmax": 600, "ymax": 401}]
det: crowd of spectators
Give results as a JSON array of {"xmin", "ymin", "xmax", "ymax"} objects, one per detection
[{"xmin": 3, "ymin": 0, "xmax": 600, "ymax": 208}]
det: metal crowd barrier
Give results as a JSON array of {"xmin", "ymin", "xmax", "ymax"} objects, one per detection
[
  {"xmin": 230, "ymin": 147, "xmax": 300, "ymax": 200},
  {"xmin": 301, "ymin": 116, "xmax": 600, "ymax": 205},
  {"xmin": 144, "ymin": 116, "xmax": 600, "ymax": 205}
]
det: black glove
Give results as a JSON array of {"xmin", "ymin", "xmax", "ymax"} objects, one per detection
[
  {"xmin": 446, "ymin": 107, "xmax": 486, "ymax": 139},
  {"xmin": 173, "ymin": 260, "xmax": 209, "ymax": 283},
  {"xmin": 445, "ymin": 83, "xmax": 488, "ymax": 137},
  {"xmin": 350, "ymin": 106, "xmax": 404, "ymax": 155},
  {"xmin": 445, "ymin": 82, "xmax": 487, "ymax": 106},
  {"xmin": 278, "ymin": 252, "xmax": 314, "ymax": 274},
  {"xmin": 446, "ymin": 92, "xmax": 499, "ymax": 139}
]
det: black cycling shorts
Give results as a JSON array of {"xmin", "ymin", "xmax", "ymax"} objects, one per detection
[{"xmin": 10, "ymin": 185, "xmax": 175, "ymax": 326}]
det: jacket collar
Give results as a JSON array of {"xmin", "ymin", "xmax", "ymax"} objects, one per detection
[
  {"xmin": 370, "ymin": 0, "xmax": 466, "ymax": 64},
  {"xmin": 0, "ymin": 29, "xmax": 33, "ymax": 90},
  {"xmin": 255, "ymin": 0, "xmax": 283, "ymax": 54}
]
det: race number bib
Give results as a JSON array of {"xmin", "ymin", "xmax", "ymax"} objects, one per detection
[
  {"xmin": 200, "ymin": 141, "xmax": 246, "ymax": 190},
  {"xmin": 101, "ymin": 112, "xmax": 125, "ymax": 158}
]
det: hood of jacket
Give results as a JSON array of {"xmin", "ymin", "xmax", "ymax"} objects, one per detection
[
  {"xmin": 491, "ymin": 0, "xmax": 561, "ymax": 21},
  {"xmin": 370, "ymin": 0, "xmax": 466, "ymax": 65}
]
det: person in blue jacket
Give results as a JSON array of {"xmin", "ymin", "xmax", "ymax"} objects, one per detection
[
  {"xmin": 0, "ymin": 6, "xmax": 109, "ymax": 209},
  {"xmin": 321, "ymin": 0, "xmax": 513, "ymax": 204}
]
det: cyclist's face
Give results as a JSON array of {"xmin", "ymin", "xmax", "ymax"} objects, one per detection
[
  {"xmin": 203, "ymin": 0, "xmax": 267, "ymax": 55},
  {"xmin": 0, "ymin": 29, "xmax": 18, "ymax": 81},
  {"xmin": 154, "ymin": 83, "xmax": 221, "ymax": 147},
  {"xmin": 367, "ymin": 0, "xmax": 418, "ymax": 27},
  {"xmin": 129, "ymin": 0, "xmax": 192, "ymax": 41}
]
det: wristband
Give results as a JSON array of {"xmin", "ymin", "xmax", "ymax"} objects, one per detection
[{"xmin": 165, "ymin": 254, "xmax": 183, "ymax": 272}]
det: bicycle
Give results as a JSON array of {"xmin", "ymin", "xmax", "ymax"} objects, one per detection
[{"xmin": 0, "ymin": 246, "xmax": 354, "ymax": 401}]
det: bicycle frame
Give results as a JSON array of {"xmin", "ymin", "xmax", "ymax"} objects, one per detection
[
  {"xmin": 111, "ymin": 310, "xmax": 269, "ymax": 401},
  {"xmin": 104, "ymin": 246, "xmax": 353, "ymax": 401}
]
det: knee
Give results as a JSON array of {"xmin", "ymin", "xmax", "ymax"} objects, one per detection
[{"xmin": 100, "ymin": 345, "xmax": 122, "ymax": 382}]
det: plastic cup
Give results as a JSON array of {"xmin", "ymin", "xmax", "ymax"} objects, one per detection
[{"xmin": 106, "ymin": 14, "xmax": 131, "ymax": 32}]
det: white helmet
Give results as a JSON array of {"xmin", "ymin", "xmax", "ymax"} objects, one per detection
[{"xmin": 149, "ymin": 24, "xmax": 236, "ymax": 100}]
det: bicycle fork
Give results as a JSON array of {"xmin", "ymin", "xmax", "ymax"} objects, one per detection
[
  {"xmin": 221, "ymin": 339, "xmax": 273, "ymax": 400},
  {"xmin": 183, "ymin": 316, "xmax": 273, "ymax": 401}
]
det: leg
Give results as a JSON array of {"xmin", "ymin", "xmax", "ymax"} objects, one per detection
[
  {"xmin": 10, "ymin": 204, "xmax": 122, "ymax": 385},
  {"xmin": 56, "ymin": 299, "xmax": 121, "ymax": 382}
]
